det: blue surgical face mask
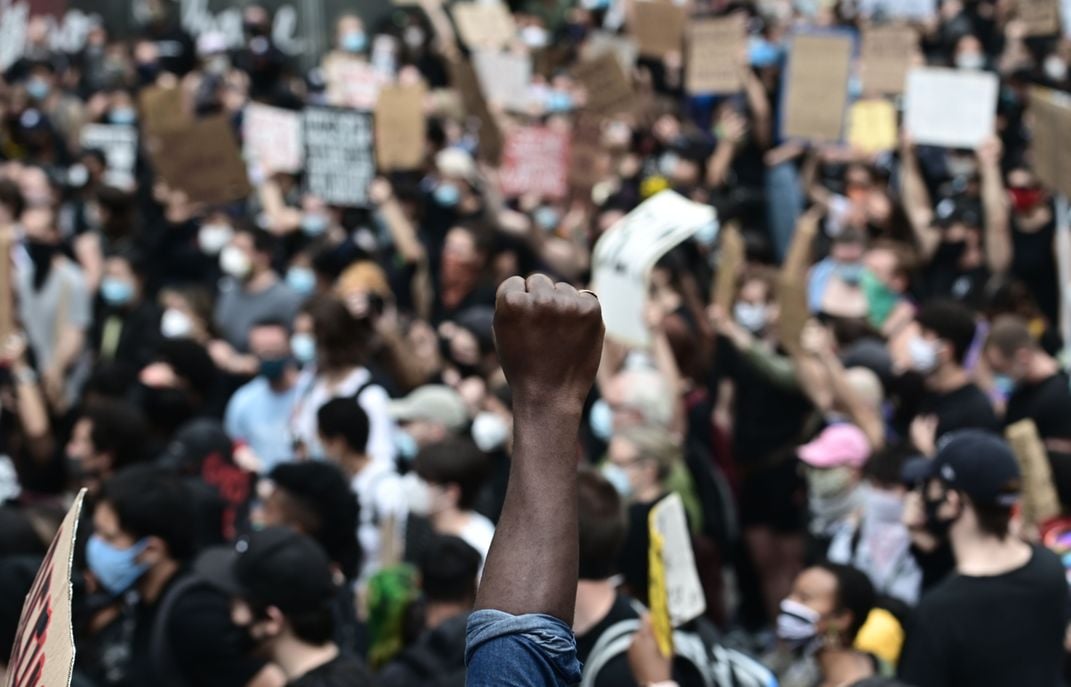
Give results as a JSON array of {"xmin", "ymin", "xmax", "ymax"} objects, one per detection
[
  {"xmin": 301, "ymin": 213, "xmax": 328, "ymax": 236},
  {"xmin": 26, "ymin": 77, "xmax": 50, "ymax": 101},
  {"xmin": 109, "ymin": 107, "xmax": 138, "ymax": 126},
  {"xmin": 546, "ymin": 90, "xmax": 574, "ymax": 113},
  {"xmin": 341, "ymin": 31, "xmax": 367, "ymax": 53},
  {"xmin": 694, "ymin": 221, "xmax": 718, "ymax": 247},
  {"xmin": 286, "ymin": 266, "xmax": 317, "ymax": 296},
  {"xmin": 434, "ymin": 182, "xmax": 460, "ymax": 207},
  {"xmin": 395, "ymin": 429, "xmax": 419, "ymax": 462},
  {"xmin": 290, "ymin": 333, "xmax": 316, "ymax": 365},
  {"xmin": 533, "ymin": 206, "xmax": 559, "ymax": 232},
  {"xmin": 837, "ymin": 262, "xmax": 865, "ymax": 286},
  {"xmin": 993, "ymin": 373, "xmax": 1017, "ymax": 397},
  {"xmin": 100, "ymin": 277, "xmax": 135, "ymax": 306},
  {"xmin": 600, "ymin": 463, "xmax": 632, "ymax": 498},
  {"xmin": 86, "ymin": 535, "xmax": 150, "ymax": 596},
  {"xmin": 588, "ymin": 399, "xmax": 613, "ymax": 442}
]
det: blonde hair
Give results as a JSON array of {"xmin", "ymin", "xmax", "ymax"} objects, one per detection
[{"xmin": 617, "ymin": 425, "xmax": 681, "ymax": 481}]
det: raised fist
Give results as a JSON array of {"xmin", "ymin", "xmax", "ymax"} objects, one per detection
[{"xmin": 493, "ymin": 274, "xmax": 604, "ymax": 414}]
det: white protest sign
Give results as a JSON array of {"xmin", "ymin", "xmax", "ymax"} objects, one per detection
[
  {"xmin": 80, "ymin": 124, "xmax": 137, "ymax": 189},
  {"xmin": 243, "ymin": 103, "xmax": 303, "ymax": 174},
  {"xmin": 859, "ymin": 0, "xmax": 937, "ymax": 19},
  {"xmin": 649, "ymin": 493, "xmax": 706, "ymax": 628},
  {"xmin": 904, "ymin": 68, "xmax": 998, "ymax": 149},
  {"xmin": 472, "ymin": 50, "xmax": 532, "ymax": 112},
  {"xmin": 5, "ymin": 489, "xmax": 86, "ymax": 687},
  {"xmin": 303, "ymin": 107, "xmax": 375, "ymax": 207},
  {"xmin": 592, "ymin": 191, "xmax": 716, "ymax": 347}
]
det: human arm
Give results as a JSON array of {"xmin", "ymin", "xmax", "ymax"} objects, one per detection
[
  {"xmin": 707, "ymin": 108, "xmax": 746, "ymax": 189},
  {"xmin": 899, "ymin": 139, "xmax": 940, "ymax": 261},
  {"xmin": 1, "ymin": 333, "xmax": 53, "ymax": 463},
  {"xmin": 256, "ymin": 176, "xmax": 302, "ymax": 236},
  {"xmin": 977, "ymin": 136, "xmax": 1012, "ymax": 274},
  {"xmin": 740, "ymin": 60, "xmax": 772, "ymax": 150}
]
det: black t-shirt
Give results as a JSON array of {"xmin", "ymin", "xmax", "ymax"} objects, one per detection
[
  {"xmin": 1006, "ymin": 373, "xmax": 1071, "ymax": 439},
  {"xmin": 287, "ymin": 653, "xmax": 374, "ymax": 687},
  {"xmin": 899, "ymin": 546, "xmax": 1069, "ymax": 687},
  {"xmin": 920, "ymin": 383, "xmax": 1001, "ymax": 440}
]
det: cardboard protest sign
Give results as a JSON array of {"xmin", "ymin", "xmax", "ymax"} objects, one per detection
[
  {"xmin": 848, "ymin": 99, "xmax": 898, "ymax": 153},
  {"xmin": 1006, "ymin": 420, "xmax": 1062, "ymax": 528},
  {"xmin": 472, "ymin": 50, "xmax": 532, "ymax": 112},
  {"xmin": 904, "ymin": 68, "xmax": 998, "ymax": 149},
  {"xmin": 151, "ymin": 117, "xmax": 252, "ymax": 206},
  {"xmin": 5, "ymin": 489, "xmax": 86, "ymax": 687},
  {"xmin": 582, "ymin": 32, "xmax": 638, "ymax": 74},
  {"xmin": 1018, "ymin": 0, "xmax": 1061, "ymax": 36},
  {"xmin": 777, "ymin": 210, "xmax": 818, "ymax": 354},
  {"xmin": 1028, "ymin": 87, "xmax": 1071, "ymax": 198},
  {"xmin": 138, "ymin": 85, "xmax": 189, "ymax": 136},
  {"xmin": 573, "ymin": 53, "xmax": 634, "ymax": 116},
  {"xmin": 593, "ymin": 191, "xmax": 717, "ymax": 347},
  {"xmin": 0, "ymin": 231, "xmax": 12, "ymax": 344},
  {"xmin": 782, "ymin": 33, "xmax": 854, "ymax": 143},
  {"xmin": 859, "ymin": 0, "xmax": 936, "ymax": 19},
  {"xmin": 648, "ymin": 493, "xmax": 706, "ymax": 657},
  {"xmin": 80, "ymin": 124, "xmax": 138, "ymax": 189},
  {"xmin": 375, "ymin": 84, "xmax": 427, "ymax": 171},
  {"xmin": 451, "ymin": 1, "xmax": 516, "ymax": 51},
  {"xmin": 242, "ymin": 103, "xmax": 303, "ymax": 175},
  {"xmin": 631, "ymin": 1, "xmax": 686, "ymax": 59},
  {"xmin": 861, "ymin": 26, "xmax": 917, "ymax": 95},
  {"xmin": 499, "ymin": 126, "xmax": 571, "ymax": 200},
  {"xmin": 449, "ymin": 58, "xmax": 504, "ymax": 164},
  {"xmin": 713, "ymin": 222, "xmax": 744, "ymax": 314},
  {"xmin": 303, "ymin": 107, "xmax": 375, "ymax": 207},
  {"xmin": 686, "ymin": 16, "xmax": 745, "ymax": 95},
  {"xmin": 568, "ymin": 115, "xmax": 606, "ymax": 192},
  {"xmin": 326, "ymin": 59, "xmax": 385, "ymax": 111}
]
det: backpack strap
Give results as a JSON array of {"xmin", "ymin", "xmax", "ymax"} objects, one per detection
[
  {"xmin": 579, "ymin": 619, "xmax": 642, "ymax": 687},
  {"xmin": 150, "ymin": 574, "xmax": 213, "ymax": 687}
]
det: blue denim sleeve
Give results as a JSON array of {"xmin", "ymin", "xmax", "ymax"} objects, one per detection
[{"xmin": 465, "ymin": 609, "xmax": 584, "ymax": 686}]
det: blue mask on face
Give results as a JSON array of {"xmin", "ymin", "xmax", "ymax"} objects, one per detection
[
  {"xmin": 86, "ymin": 535, "xmax": 150, "ymax": 596},
  {"xmin": 26, "ymin": 77, "xmax": 50, "ymax": 101},
  {"xmin": 837, "ymin": 263, "xmax": 865, "ymax": 286},
  {"xmin": 588, "ymin": 399, "xmax": 613, "ymax": 442},
  {"xmin": 533, "ymin": 206, "xmax": 559, "ymax": 232},
  {"xmin": 993, "ymin": 374, "xmax": 1017, "ymax": 397},
  {"xmin": 286, "ymin": 266, "xmax": 317, "ymax": 295},
  {"xmin": 434, "ymin": 183, "xmax": 460, "ymax": 207},
  {"xmin": 100, "ymin": 277, "xmax": 134, "ymax": 306},
  {"xmin": 301, "ymin": 213, "xmax": 328, "ymax": 236},
  {"xmin": 290, "ymin": 333, "xmax": 316, "ymax": 365},
  {"xmin": 341, "ymin": 31, "xmax": 367, "ymax": 53},
  {"xmin": 546, "ymin": 90, "xmax": 574, "ymax": 113},
  {"xmin": 109, "ymin": 107, "xmax": 138, "ymax": 126},
  {"xmin": 395, "ymin": 430, "xmax": 419, "ymax": 461}
]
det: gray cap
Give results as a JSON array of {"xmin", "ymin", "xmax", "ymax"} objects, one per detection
[{"xmin": 388, "ymin": 385, "xmax": 468, "ymax": 431}]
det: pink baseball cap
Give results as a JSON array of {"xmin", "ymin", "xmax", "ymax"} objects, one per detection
[{"xmin": 798, "ymin": 424, "xmax": 871, "ymax": 469}]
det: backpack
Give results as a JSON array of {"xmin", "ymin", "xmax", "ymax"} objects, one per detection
[
  {"xmin": 150, "ymin": 574, "xmax": 214, "ymax": 687},
  {"xmin": 581, "ymin": 604, "xmax": 777, "ymax": 687}
]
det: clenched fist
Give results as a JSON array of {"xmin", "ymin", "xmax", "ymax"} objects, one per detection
[{"xmin": 493, "ymin": 274, "xmax": 604, "ymax": 414}]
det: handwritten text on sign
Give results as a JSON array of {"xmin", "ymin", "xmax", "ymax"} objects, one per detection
[{"xmin": 499, "ymin": 126, "xmax": 571, "ymax": 200}]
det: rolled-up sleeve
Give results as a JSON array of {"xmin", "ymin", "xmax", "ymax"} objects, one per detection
[{"xmin": 466, "ymin": 610, "xmax": 583, "ymax": 686}]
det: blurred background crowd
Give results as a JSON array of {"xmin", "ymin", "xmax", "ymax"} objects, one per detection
[{"xmin": 1, "ymin": 0, "xmax": 1071, "ymax": 685}]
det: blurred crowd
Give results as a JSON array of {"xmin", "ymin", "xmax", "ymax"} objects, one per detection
[{"xmin": 1, "ymin": 0, "xmax": 1071, "ymax": 686}]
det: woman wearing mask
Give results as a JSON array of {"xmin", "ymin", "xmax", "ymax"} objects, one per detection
[
  {"xmin": 288, "ymin": 295, "xmax": 397, "ymax": 463},
  {"xmin": 767, "ymin": 563, "xmax": 880, "ymax": 687}
]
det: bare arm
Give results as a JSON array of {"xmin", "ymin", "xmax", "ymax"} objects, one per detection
[
  {"xmin": 899, "ymin": 140, "xmax": 940, "ymax": 261},
  {"xmin": 741, "ymin": 65, "xmax": 772, "ymax": 150},
  {"xmin": 977, "ymin": 137, "xmax": 1012, "ymax": 274},
  {"xmin": 476, "ymin": 275, "xmax": 604, "ymax": 621}
]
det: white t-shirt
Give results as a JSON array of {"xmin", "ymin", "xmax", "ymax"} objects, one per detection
[
  {"xmin": 351, "ymin": 460, "xmax": 408, "ymax": 580},
  {"xmin": 457, "ymin": 512, "xmax": 496, "ymax": 563}
]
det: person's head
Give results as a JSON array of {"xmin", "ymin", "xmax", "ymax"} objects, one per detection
[
  {"xmin": 863, "ymin": 241, "xmax": 912, "ymax": 296},
  {"xmin": 779, "ymin": 562, "xmax": 876, "ymax": 651},
  {"xmin": 602, "ymin": 369, "xmax": 674, "ymax": 434},
  {"xmin": 258, "ymin": 462, "xmax": 361, "ymax": 579},
  {"xmin": 909, "ymin": 300, "xmax": 978, "ymax": 377},
  {"xmin": 67, "ymin": 399, "xmax": 149, "ymax": 490},
  {"xmin": 605, "ymin": 425, "xmax": 680, "ymax": 503},
  {"xmin": 221, "ymin": 226, "xmax": 274, "ymax": 282},
  {"xmin": 733, "ymin": 268, "xmax": 778, "ymax": 334},
  {"xmin": 335, "ymin": 13, "xmax": 367, "ymax": 53},
  {"xmin": 159, "ymin": 286, "xmax": 213, "ymax": 341},
  {"xmin": 984, "ymin": 316, "xmax": 1040, "ymax": 390},
  {"xmin": 317, "ymin": 397, "xmax": 370, "ymax": 463},
  {"xmin": 921, "ymin": 430, "xmax": 1021, "ymax": 543},
  {"xmin": 954, "ymin": 34, "xmax": 986, "ymax": 71},
  {"xmin": 305, "ymin": 295, "xmax": 372, "ymax": 372},
  {"xmin": 197, "ymin": 528, "xmax": 337, "ymax": 655},
  {"xmin": 90, "ymin": 465, "xmax": 195, "ymax": 596},
  {"xmin": 441, "ymin": 226, "xmax": 488, "ymax": 279},
  {"xmin": 0, "ymin": 179, "xmax": 26, "ymax": 225},
  {"xmin": 389, "ymin": 385, "xmax": 469, "ymax": 452},
  {"xmin": 798, "ymin": 424, "xmax": 871, "ymax": 502},
  {"xmin": 419, "ymin": 535, "xmax": 480, "ymax": 610},
  {"xmin": 577, "ymin": 467, "xmax": 627, "ymax": 582},
  {"xmin": 407, "ymin": 437, "xmax": 490, "ymax": 518},
  {"xmin": 248, "ymin": 318, "xmax": 295, "ymax": 386},
  {"xmin": 99, "ymin": 249, "xmax": 146, "ymax": 310}
]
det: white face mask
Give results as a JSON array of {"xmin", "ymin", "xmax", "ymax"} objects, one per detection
[
  {"xmin": 955, "ymin": 52, "xmax": 985, "ymax": 70},
  {"xmin": 220, "ymin": 245, "xmax": 252, "ymax": 279},
  {"xmin": 777, "ymin": 598, "xmax": 821, "ymax": 649},
  {"xmin": 1044, "ymin": 55, "xmax": 1068, "ymax": 82},
  {"xmin": 907, "ymin": 336, "xmax": 940, "ymax": 374},
  {"xmin": 521, "ymin": 25, "xmax": 548, "ymax": 48},
  {"xmin": 199, "ymin": 223, "xmax": 233, "ymax": 255},
  {"xmin": 402, "ymin": 473, "xmax": 443, "ymax": 516},
  {"xmin": 471, "ymin": 411, "xmax": 509, "ymax": 452},
  {"xmin": 733, "ymin": 301, "xmax": 768, "ymax": 333},
  {"xmin": 161, "ymin": 308, "xmax": 193, "ymax": 339},
  {"xmin": 806, "ymin": 466, "xmax": 856, "ymax": 500}
]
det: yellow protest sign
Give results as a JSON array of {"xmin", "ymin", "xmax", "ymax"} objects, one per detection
[{"xmin": 848, "ymin": 99, "xmax": 899, "ymax": 153}]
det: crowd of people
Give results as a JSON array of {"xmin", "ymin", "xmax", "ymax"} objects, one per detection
[{"xmin": 1, "ymin": 0, "xmax": 1071, "ymax": 685}]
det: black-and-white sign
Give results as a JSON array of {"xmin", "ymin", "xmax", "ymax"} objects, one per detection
[{"xmin": 302, "ymin": 106, "xmax": 374, "ymax": 207}]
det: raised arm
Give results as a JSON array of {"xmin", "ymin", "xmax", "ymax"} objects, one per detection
[
  {"xmin": 977, "ymin": 137, "xmax": 1012, "ymax": 274},
  {"xmin": 899, "ymin": 139, "xmax": 940, "ymax": 261},
  {"xmin": 475, "ymin": 274, "xmax": 604, "ymax": 620}
]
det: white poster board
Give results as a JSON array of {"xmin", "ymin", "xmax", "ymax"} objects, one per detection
[
  {"xmin": 904, "ymin": 68, "xmax": 998, "ymax": 149},
  {"xmin": 80, "ymin": 124, "xmax": 137, "ymax": 189},
  {"xmin": 649, "ymin": 493, "xmax": 706, "ymax": 627},
  {"xmin": 592, "ymin": 191, "xmax": 716, "ymax": 347},
  {"xmin": 859, "ymin": 0, "xmax": 937, "ymax": 19},
  {"xmin": 472, "ymin": 51, "xmax": 532, "ymax": 112},
  {"xmin": 243, "ymin": 103, "xmax": 304, "ymax": 174}
]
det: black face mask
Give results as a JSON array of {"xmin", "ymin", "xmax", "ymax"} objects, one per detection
[
  {"xmin": 25, "ymin": 239, "xmax": 57, "ymax": 291},
  {"xmin": 924, "ymin": 488, "xmax": 960, "ymax": 540},
  {"xmin": 934, "ymin": 239, "xmax": 968, "ymax": 266}
]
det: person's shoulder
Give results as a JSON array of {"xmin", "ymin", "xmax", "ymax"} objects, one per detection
[
  {"xmin": 1024, "ymin": 544, "xmax": 1067, "ymax": 584},
  {"xmin": 288, "ymin": 654, "xmax": 373, "ymax": 687},
  {"xmin": 228, "ymin": 377, "xmax": 270, "ymax": 407}
]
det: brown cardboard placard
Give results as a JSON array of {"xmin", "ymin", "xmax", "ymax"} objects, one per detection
[
  {"xmin": 5, "ymin": 489, "xmax": 86, "ymax": 687},
  {"xmin": 1017, "ymin": 0, "xmax": 1061, "ymax": 36},
  {"xmin": 782, "ymin": 33, "xmax": 854, "ymax": 143},
  {"xmin": 499, "ymin": 125, "xmax": 571, "ymax": 200},
  {"xmin": 777, "ymin": 212, "xmax": 818, "ymax": 354},
  {"xmin": 713, "ymin": 222, "xmax": 743, "ymax": 314},
  {"xmin": 631, "ymin": 0, "xmax": 686, "ymax": 59},
  {"xmin": 573, "ymin": 53, "xmax": 634, "ymax": 116},
  {"xmin": 138, "ymin": 85, "xmax": 189, "ymax": 137},
  {"xmin": 1006, "ymin": 420, "xmax": 1062, "ymax": 528},
  {"xmin": 151, "ymin": 117, "xmax": 252, "ymax": 206},
  {"xmin": 860, "ymin": 25, "xmax": 917, "ymax": 95},
  {"xmin": 686, "ymin": 16, "xmax": 745, "ymax": 95},
  {"xmin": 449, "ymin": 59, "xmax": 504, "ymax": 164},
  {"xmin": 583, "ymin": 32, "xmax": 639, "ymax": 75},
  {"xmin": 1027, "ymin": 87, "xmax": 1071, "ymax": 198},
  {"xmin": 568, "ymin": 114, "xmax": 606, "ymax": 192},
  {"xmin": 0, "ymin": 231, "xmax": 12, "ymax": 344},
  {"xmin": 375, "ymin": 84, "xmax": 428, "ymax": 171},
  {"xmin": 452, "ymin": 2, "xmax": 516, "ymax": 51}
]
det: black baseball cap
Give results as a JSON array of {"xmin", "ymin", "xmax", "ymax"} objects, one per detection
[
  {"xmin": 929, "ymin": 430, "xmax": 1021, "ymax": 507},
  {"xmin": 195, "ymin": 527, "xmax": 335, "ymax": 614}
]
